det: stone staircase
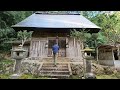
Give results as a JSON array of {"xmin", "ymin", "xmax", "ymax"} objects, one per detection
[
  {"xmin": 43, "ymin": 57, "xmax": 71, "ymax": 62},
  {"xmin": 39, "ymin": 63, "xmax": 71, "ymax": 79}
]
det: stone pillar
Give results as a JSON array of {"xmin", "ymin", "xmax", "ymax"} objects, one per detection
[
  {"xmin": 14, "ymin": 60, "xmax": 22, "ymax": 74},
  {"xmin": 86, "ymin": 60, "xmax": 91, "ymax": 73}
]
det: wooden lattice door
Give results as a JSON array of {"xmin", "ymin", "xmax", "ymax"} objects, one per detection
[
  {"xmin": 48, "ymin": 38, "xmax": 66, "ymax": 57},
  {"xmin": 30, "ymin": 40, "xmax": 46, "ymax": 57}
]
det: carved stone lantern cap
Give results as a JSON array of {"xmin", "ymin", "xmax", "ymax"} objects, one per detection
[
  {"xmin": 81, "ymin": 47, "xmax": 95, "ymax": 52},
  {"xmin": 84, "ymin": 46, "xmax": 95, "ymax": 52}
]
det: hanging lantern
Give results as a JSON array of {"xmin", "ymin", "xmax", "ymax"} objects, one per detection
[
  {"xmin": 66, "ymin": 43, "xmax": 69, "ymax": 48},
  {"xmin": 45, "ymin": 43, "xmax": 48, "ymax": 48}
]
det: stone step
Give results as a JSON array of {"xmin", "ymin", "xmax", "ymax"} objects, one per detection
[
  {"xmin": 40, "ymin": 74, "xmax": 70, "ymax": 78},
  {"xmin": 43, "ymin": 63, "xmax": 68, "ymax": 65},
  {"xmin": 39, "ymin": 62, "xmax": 70, "ymax": 78},
  {"xmin": 43, "ymin": 59, "xmax": 69, "ymax": 61},
  {"xmin": 41, "ymin": 64, "xmax": 68, "ymax": 69},
  {"xmin": 43, "ymin": 58, "xmax": 70, "ymax": 61},
  {"xmin": 40, "ymin": 72, "xmax": 70, "ymax": 75},
  {"xmin": 42, "ymin": 65, "xmax": 68, "ymax": 68},
  {"xmin": 44, "ymin": 58, "xmax": 70, "ymax": 59},
  {"xmin": 44, "ymin": 59, "xmax": 70, "ymax": 61},
  {"xmin": 40, "ymin": 71, "xmax": 70, "ymax": 74},
  {"xmin": 43, "ymin": 57, "xmax": 70, "ymax": 59},
  {"xmin": 41, "ymin": 68, "xmax": 69, "ymax": 71},
  {"xmin": 43, "ymin": 64, "xmax": 68, "ymax": 66}
]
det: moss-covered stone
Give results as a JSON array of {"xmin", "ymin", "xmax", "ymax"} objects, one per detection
[
  {"xmin": 96, "ymin": 74, "xmax": 118, "ymax": 79},
  {"xmin": 20, "ymin": 61, "xmax": 41, "ymax": 75},
  {"xmin": 0, "ymin": 59, "xmax": 15, "ymax": 74},
  {"xmin": 70, "ymin": 64, "xmax": 83, "ymax": 77},
  {"xmin": 0, "ymin": 74, "xmax": 11, "ymax": 79}
]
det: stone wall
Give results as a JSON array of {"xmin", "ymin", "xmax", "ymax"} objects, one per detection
[
  {"xmin": 70, "ymin": 63, "xmax": 117, "ymax": 77},
  {"xmin": 70, "ymin": 63, "xmax": 84, "ymax": 77},
  {"xmin": 99, "ymin": 60, "xmax": 114, "ymax": 66},
  {"xmin": 0, "ymin": 60, "xmax": 15, "ymax": 74},
  {"xmin": 20, "ymin": 60, "xmax": 41, "ymax": 75},
  {"xmin": 92, "ymin": 63, "xmax": 117, "ymax": 75}
]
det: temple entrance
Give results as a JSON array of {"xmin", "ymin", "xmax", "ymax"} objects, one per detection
[
  {"xmin": 48, "ymin": 37, "xmax": 66, "ymax": 57},
  {"xmin": 114, "ymin": 50, "xmax": 119, "ymax": 60}
]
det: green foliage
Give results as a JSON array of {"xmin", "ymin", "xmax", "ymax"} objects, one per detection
[
  {"xmin": 96, "ymin": 74, "xmax": 118, "ymax": 79},
  {"xmin": 17, "ymin": 30, "xmax": 33, "ymax": 47},
  {"xmin": 69, "ymin": 75, "xmax": 80, "ymax": 79},
  {"xmin": 96, "ymin": 32, "xmax": 107, "ymax": 45},
  {"xmin": 91, "ymin": 12, "xmax": 120, "ymax": 45},
  {"xmin": 0, "ymin": 74, "xmax": 11, "ymax": 79},
  {"xmin": 81, "ymin": 11, "xmax": 101, "ymax": 19},
  {"xmin": 19, "ymin": 74, "xmax": 34, "ymax": 79},
  {"xmin": 0, "ymin": 11, "xmax": 32, "ymax": 28},
  {"xmin": 17, "ymin": 30, "xmax": 33, "ymax": 40},
  {"xmin": 0, "ymin": 59, "xmax": 14, "ymax": 75},
  {"xmin": 70, "ymin": 29, "xmax": 89, "ymax": 42},
  {"xmin": 0, "ymin": 59, "xmax": 14, "ymax": 64},
  {"xmin": 0, "ymin": 11, "xmax": 33, "ymax": 52}
]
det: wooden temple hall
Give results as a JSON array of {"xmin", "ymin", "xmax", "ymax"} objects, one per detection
[{"xmin": 11, "ymin": 11, "xmax": 100, "ymax": 61}]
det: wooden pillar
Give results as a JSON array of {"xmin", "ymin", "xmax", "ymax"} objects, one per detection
[
  {"xmin": 112, "ymin": 48, "xmax": 115, "ymax": 66},
  {"xmin": 56, "ymin": 36, "xmax": 59, "ymax": 44},
  {"xmin": 66, "ymin": 37, "xmax": 69, "ymax": 57},
  {"xmin": 73, "ymin": 38, "xmax": 75, "ymax": 47},
  {"xmin": 29, "ymin": 40, "xmax": 32, "ymax": 57},
  {"xmin": 81, "ymin": 42, "xmax": 84, "ymax": 50},
  {"xmin": 118, "ymin": 46, "xmax": 119, "ymax": 60},
  {"xmin": 46, "ymin": 37, "xmax": 48, "ymax": 57}
]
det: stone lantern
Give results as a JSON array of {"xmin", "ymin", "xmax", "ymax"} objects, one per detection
[
  {"xmin": 11, "ymin": 46, "xmax": 26, "ymax": 78},
  {"xmin": 82, "ymin": 46, "xmax": 96, "ymax": 79}
]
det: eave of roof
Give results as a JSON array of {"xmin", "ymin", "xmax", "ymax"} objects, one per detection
[{"xmin": 12, "ymin": 13, "xmax": 100, "ymax": 28}]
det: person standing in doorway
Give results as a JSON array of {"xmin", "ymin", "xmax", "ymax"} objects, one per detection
[{"xmin": 52, "ymin": 42, "xmax": 59, "ymax": 66}]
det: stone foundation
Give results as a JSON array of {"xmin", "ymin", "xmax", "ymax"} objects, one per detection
[
  {"xmin": 21, "ymin": 60, "xmax": 41, "ymax": 75},
  {"xmin": 70, "ymin": 63, "xmax": 84, "ymax": 77},
  {"xmin": 0, "ymin": 60, "xmax": 15, "ymax": 74}
]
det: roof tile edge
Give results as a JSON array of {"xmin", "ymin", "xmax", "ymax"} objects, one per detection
[{"xmin": 35, "ymin": 11, "xmax": 80, "ymax": 15}]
